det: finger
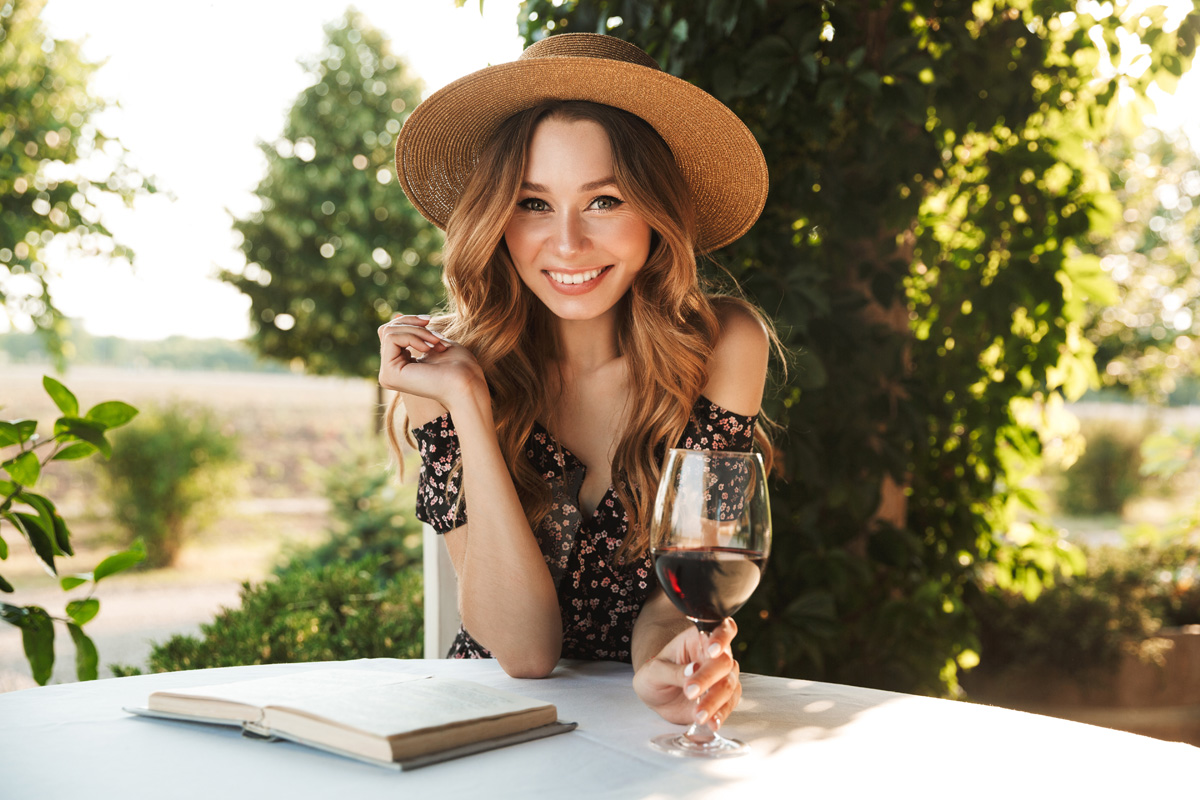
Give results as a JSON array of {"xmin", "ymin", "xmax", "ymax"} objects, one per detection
[
  {"xmin": 705, "ymin": 618, "xmax": 737, "ymax": 656},
  {"xmin": 694, "ymin": 659, "xmax": 741, "ymax": 729},
  {"xmin": 634, "ymin": 656, "xmax": 692, "ymax": 707},
  {"xmin": 380, "ymin": 327, "xmax": 446, "ymax": 353},
  {"xmin": 683, "ymin": 647, "xmax": 734, "ymax": 701}
]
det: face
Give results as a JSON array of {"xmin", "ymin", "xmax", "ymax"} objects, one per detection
[{"xmin": 503, "ymin": 117, "xmax": 653, "ymax": 326}]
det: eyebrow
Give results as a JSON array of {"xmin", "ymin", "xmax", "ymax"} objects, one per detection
[{"xmin": 520, "ymin": 177, "xmax": 619, "ymax": 193}]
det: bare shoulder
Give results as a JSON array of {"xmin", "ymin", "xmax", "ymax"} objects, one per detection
[
  {"xmin": 702, "ymin": 300, "xmax": 770, "ymax": 417},
  {"xmin": 402, "ymin": 393, "xmax": 450, "ymax": 429}
]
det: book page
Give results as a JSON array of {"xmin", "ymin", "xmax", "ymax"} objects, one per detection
[
  {"xmin": 148, "ymin": 669, "xmax": 428, "ymax": 720},
  {"xmin": 264, "ymin": 678, "xmax": 554, "ymax": 738}
]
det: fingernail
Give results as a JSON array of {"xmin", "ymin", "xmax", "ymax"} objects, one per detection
[
  {"xmin": 418, "ymin": 314, "xmax": 431, "ymax": 320},
  {"xmin": 694, "ymin": 708, "xmax": 709, "ymax": 725},
  {"xmin": 684, "ymin": 683, "xmax": 700, "ymax": 700},
  {"xmin": 711, "ymin": 713, "xmax": 722, "ymax": 730},
  {"xmin": 707, "ymin": 642, "xmax": 722, "ymax": 658},
  {"xmin": 684, "ymin": 662, "xmax": 697, "ymax": 677}
]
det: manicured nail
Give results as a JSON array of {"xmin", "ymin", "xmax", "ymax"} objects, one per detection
[
  {"xmin": 418, "ymin": 314, "xmax": 431, "ymax": 320},
  {"xmin": 694, "ymin": 708, "xmax": 709, "ymax": 725},
  {"xmin": 707, "ymin": 642, "xmax": 722, "ymax": 658},
  {"xmin": 684, "ymin": 683, "xmax": 700, "ymax": 700},
  {"xmin": 711, "ymin": 713, "xmax": 722, "ymax": 730},
  {"xmin": 684, "ymin": 662, "xmax": 697, "ymax": 677}
]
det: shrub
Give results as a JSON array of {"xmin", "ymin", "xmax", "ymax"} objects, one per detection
[
  {"xmin": 280, "ymin": 439, "xmax": 422, "ymax": 582},
  {"xmin": 112, "ymin": 557, "xmax": 422, "ymax": 675},
  {"xmin": 100, "ymin": 402, "xmax": 241, "ymax": 568},
  {"xmin": 968, "ymin": 541, "xmax": 1200, "ymax": 689},
  {"xmin": 1057, "ymin": 419, "xmax": 1148, "ymax": 516}
]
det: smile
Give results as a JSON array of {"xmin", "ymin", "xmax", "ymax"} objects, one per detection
[{"xmin": 546, "ymin": 267, "xmax": 610, "ymax": 285}]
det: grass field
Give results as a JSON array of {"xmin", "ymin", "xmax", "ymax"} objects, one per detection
[{"xmin": 1, "ymin": 364, "xmax": 397, "ymax": 690}]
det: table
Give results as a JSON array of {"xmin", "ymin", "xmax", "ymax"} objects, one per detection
[{"xmin": 2, "ymin": 658, "xmax": 1197, "ymax": 798}]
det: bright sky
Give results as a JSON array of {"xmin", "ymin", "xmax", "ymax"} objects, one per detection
[
  {"xmin": 13, "ymin": 1, "xmax": 1200, "ymax": 341},
  {"xmin": 24, "ymin": 0, "xmax": 525, "ymax": 341}
]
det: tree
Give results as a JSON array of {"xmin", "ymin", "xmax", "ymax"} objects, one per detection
[
  {"xmin": 0, "ymin": 0, "xmax": 153, "ymax": 363},
  {"xmin": 1084, "ymin": 126, "xmax": 1200, "ymax": 404},
  {"xmin": 1, "ymin": 0, "xmax": 150, "ymax": 686},
  {"xmin": 521, "ymin": 0, "xmax": 1200, "ymax": 694},
  {"xmin": 222, "ymin": 9, "xmax": 445, "ymax": 386}
]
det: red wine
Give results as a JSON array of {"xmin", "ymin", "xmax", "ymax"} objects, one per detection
[{"xmin": 654, "ymin": 547, "xmax": 766, "ymax": 633}]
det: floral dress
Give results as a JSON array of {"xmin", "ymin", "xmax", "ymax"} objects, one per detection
[{"xmin": 411, "ymin": 395, "xmax": 757, "ymax": 662}]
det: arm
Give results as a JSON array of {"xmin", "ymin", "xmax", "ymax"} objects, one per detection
[
  {"xmin": 631, "ymin": 302, "xmax": 770, "ymax": 724},
  {"xmin": 379, "ymin": 316, "xmax": 562, "ymax": 677}
]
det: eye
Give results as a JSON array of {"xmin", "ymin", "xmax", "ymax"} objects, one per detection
[
  {"xmin": 590, "ymin": 195, "xmax": 624, "ymax": 211},
  {"xmin": 518, "ymin": 197, "xmax": 550, "ymax": 212}
]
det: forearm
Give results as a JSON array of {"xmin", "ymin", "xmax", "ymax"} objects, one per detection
[{"xmin": 450, "ymin": 388, "xmax": 563, "ymax": 677}]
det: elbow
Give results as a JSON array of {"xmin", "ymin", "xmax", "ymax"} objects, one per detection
[{"xmin": 496, "ymin": 648, "xmax": 560, "ymax": 679}]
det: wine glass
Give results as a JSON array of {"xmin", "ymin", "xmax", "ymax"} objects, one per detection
[{"xmin": 649, "ymin": 448, "xmax": 772, "ymax": 758}]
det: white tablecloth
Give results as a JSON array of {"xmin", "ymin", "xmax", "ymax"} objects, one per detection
[{"xmin": 1, "ymin": 658, "xmax": 1197, "ymax": 798}]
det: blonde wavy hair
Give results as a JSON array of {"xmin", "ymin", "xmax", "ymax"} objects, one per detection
[{"xmin": 387, "ymin": 100, "xmax": 775, "ymax": 561}]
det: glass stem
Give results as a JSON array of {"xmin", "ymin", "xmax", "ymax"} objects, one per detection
[{"xmin": 684, "ymin": 625, "xmax": 719, "ymax": 745}]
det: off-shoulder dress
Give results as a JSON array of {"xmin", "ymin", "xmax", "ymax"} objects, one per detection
[{"xmin": 411, "ymin": 396, "xmax": 757, "ymax": 662}]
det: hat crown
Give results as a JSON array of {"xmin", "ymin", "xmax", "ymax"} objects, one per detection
[{"xmin": 518, "ymin": 32, "xmax": 661, "ymax": 71}]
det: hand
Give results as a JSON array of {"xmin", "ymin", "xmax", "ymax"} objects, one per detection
[
  {"xmin": 377, "ymin": 315, "xmax": 485, "ymax": 409},
  {"xmin": 633, "ymin": 618, "xmax": 742, "ymax": 729}
]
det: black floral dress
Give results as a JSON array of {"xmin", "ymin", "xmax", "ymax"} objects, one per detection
[{"xmin": 412, "ymin": 395, "xmax": 757, "ymax": 662}]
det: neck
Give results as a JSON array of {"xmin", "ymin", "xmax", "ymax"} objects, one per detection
[{"xmin": 553, "ymin": 312, "xmax": 622, "ymax": 375}]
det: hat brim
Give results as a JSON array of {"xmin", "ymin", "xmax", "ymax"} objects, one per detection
[{"xmin": 396, "ymin": 57, "xmax": 768, "ymax": 254}]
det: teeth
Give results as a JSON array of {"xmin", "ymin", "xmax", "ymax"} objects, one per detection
[{"xmin": 547, "ymin": 267, "xmax": 604, "ymax": 285}]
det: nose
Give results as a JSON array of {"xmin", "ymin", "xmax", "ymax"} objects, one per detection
[{"xmin": 550, "ymin": 210, "xmax": 589, "ymax": 258}]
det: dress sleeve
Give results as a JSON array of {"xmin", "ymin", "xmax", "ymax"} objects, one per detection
[
  {"xmin": 676, "ymin": 396, "xmax": 758, "ymax": 452},
  {"xmin": 410, "ymin": 414, "xmax": 467, "ymax": 534}
]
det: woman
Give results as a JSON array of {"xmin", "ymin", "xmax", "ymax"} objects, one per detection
[{"xmin": 378, "ymin": 34, "xmax": 774, "ymax": 732}]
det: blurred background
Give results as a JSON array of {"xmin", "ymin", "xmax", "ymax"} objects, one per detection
[{"xmin": 3, "ymin": 0, "xmax": 1200, "ymax": 746}]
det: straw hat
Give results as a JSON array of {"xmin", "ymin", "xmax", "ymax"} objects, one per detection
[{"xmin": 395, "ymin": 33, "xmax": 768, "ymax": 254}]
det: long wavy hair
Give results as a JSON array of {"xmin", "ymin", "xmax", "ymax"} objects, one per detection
[{"xmin": 387, "ymin": 100, "xmax": 775, "ymax": 561}]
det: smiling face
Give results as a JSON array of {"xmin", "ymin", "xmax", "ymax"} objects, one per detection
[{"xmin": 503, "ymin": 116, "xmax": 653, "ymax": 328}]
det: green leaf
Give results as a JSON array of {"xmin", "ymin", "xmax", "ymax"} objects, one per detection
[
  {"xmin": 3, "ymin": 451, "xmax": 41, "ymax": 486},
  {"xmin": 0, "ymin": 533, "xmax": 7, "ymax": 559},
  {"xmin": 43, "ymin": 376, "xmax": 79, "ymax": 417},
  {"xmin": 66, "ymin": 598, "xmax": 100, "ymax": 626},
  {"xmin": 61, "ymin": 574, "xmax": 90, "ymax": 591},
  {"xmin": 53, "ymin": 417, "xmax": 112, "ymax": 459},
  {"xmin": 19, "ymin": 492, "xmax": 68, "ymax": 556},
  {"xmin": 0, "ymin": 573, "xmax": 12, "ymax": 593},
  {"xmin": 6, "ymin": 605, "xmax": 55, "ymax": 685},
  {"xmin": 85, "ymin": 401, "xmax": 139, "ymax": 430},
  {"xmin": 6, "ymin": 512, "xmax": 57, "ymax": 574},
  {"xmin": 0, "ymin": 422, "xmax": 20, "ymax": 447},
  {"xmin": 93, "ymin": 542, "xmax": 145, "ymax": 582},
  {"xmin": 52, "ymin": 442, "xmax": 98, "ymax": 461},
  {"xmin": 68, "ymin": 623, "xmax": 99, "ymax": 682},
  {"xmin": 52, "ymin": 510, "xmax": 73, "ymax": 557},
  {"xmin": 1, "ymin": 420, "xmax": 38, "ymax": 445}
]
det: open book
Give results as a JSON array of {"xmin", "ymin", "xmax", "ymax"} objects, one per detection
[{"xmin": 124, "ymin": 668, "xmax": 573, "ymax": 770}]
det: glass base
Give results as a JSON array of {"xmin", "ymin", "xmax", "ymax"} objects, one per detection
[{"xmin": 649, "ymin": 731, "xmax": 749, "ymax": 759}]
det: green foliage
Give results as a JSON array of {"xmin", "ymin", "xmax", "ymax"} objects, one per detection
[
  {"xmin": 970, "ymin": 541, "xmax": 1200, "ymax": 688},
  {"xmin": 1057, "ymin": 418, "xmax": 1147, "ymax": 516},
  {"xmin": 1128, "ymin": 425, "xmax": 1200, "ymax": 543},
  {"xmin": 521, "ymin": 1, "xmax": 1200, "ymax": 694},
  {"xmin": 281, "ymin": 440, "xmax": 423, "ymax": 581},
  {"xmin": 222, "ymin": 9, "xmax": 444, "ymax": 378},
  {"xmin": 1083, "ymin": 128, "xmax": 1200, "ymax": 403},
  {"xmin": 99, "ymin": 403, "xmax": 242, "ymax": 568},
  {"xmin": 1, "ymin": 376, "xmax": 144, "ymax": 684},
  {"xmin": 111, "ymin": 558, "xmax": 423, "ymax": 675},
  {"xmin": 0, "ymin": 0, "xmax": 154, "ymax": 364}
]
